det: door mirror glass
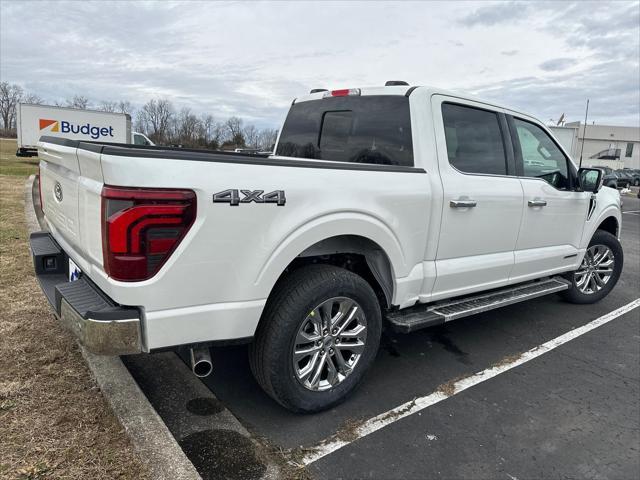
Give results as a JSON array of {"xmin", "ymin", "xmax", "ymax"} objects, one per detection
[{"xmin": 579, "ymin": 168, "xmax": 603, "ymax": 193}]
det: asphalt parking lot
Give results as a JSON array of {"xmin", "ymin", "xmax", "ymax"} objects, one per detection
[{"xmin": 126, "ymin": 194, "xmax": 639, "ymax": 480}]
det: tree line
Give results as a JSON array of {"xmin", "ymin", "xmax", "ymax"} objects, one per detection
[{"xmin": 0, "ymin": 82, "xmax": 278, "ymax": 150}]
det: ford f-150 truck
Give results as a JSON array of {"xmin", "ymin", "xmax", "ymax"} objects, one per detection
[{"xmin": 30, "ymin": 83, "xmax": 623, "ymax": 413}]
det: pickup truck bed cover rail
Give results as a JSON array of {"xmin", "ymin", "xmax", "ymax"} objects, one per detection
[{"xmin": 39, "ymin": 135, "xmax": 426, "ymax": 173}]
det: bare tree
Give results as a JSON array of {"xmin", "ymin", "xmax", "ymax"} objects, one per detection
[
  {"xmin": 201, "ymin": 114, "xmax": 214, "ymax": 143},
  {"xmin": 243, "ymin": 124, "xmax": 259, "ymax": 148},
  {"xmin": 1, "ymin": 82, "xmax": 282, "ymax": 149},
  {"xmin": 0, "ymin": 82, "xmax": 23, "ymax": 130},
  {"xmin": 177, "ymin": 107, "xmax": 200, "ymax": 144},
  {"xmin": 99, "ymin": 100, "xmax": 118, "ymax": 113},
  {"xmin": 66, "ymin": 95, "xmax": 90, "ymax": 109},
  {"xmin": 258, "ymin": 128, "xmax": 278, "ymax": 151},
  {"xmin": 225, "ymin": 116, "xmax": 243, "ymax": 138},
  {"xmin": 117, "ymin": 100, "xmax": 133, "ymax": 116},
  {"xmin": 138, "ymin": 98, "xmax": 174, "ymax": 143},
  {"xmin": 211, "ymin": 121, "xmax": 226, "ymax": 146},
  {"xmin": 225, "ymin": 116, "xmax": 245, "ymax": 147},
  {"xmin": 23, "ymin": 93, "xmax": 43, "ymax": 105}
]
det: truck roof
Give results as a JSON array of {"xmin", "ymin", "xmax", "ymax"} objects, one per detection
[{"xmin": 293, "ymin": 85, "xmax": 539, "ymax": 124}]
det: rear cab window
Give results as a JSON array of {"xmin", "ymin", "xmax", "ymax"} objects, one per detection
[{"xmin": 276, "ymin": 96, "xmax": 414, "ymax": 166}]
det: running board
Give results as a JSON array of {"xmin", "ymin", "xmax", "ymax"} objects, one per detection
[{"xmin": 386, "ymin": 277, "xmax": 571, "ymax": 333}]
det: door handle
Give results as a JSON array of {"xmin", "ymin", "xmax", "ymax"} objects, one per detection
[
  {"xmin": 528, "ymin": 199, "xmax": 547, "ymax": 207},
  {"xmin": 450, "ymin": 199, "xmax": 477, "ymax": 208}
]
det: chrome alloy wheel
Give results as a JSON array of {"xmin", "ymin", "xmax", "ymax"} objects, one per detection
[
  {"xmin": 574, "ymin": 245, "xmax": 615, "ymax": 294},
  {"xmin": 293, "ymin": 297, "xmax": 367, "ymax": 392}
]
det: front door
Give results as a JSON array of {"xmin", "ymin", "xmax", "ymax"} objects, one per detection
[
  {"xmin": 508, "ymin": 116, "xmax": 591, "ymax": 282},
  {"xmin": 430, "ymin": 97, "xmax": 524, "ymax": 301}
]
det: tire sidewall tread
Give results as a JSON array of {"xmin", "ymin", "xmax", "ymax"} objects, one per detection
[
  {"xmin": 562, "ymin": 229, "xmax": 624, "ymax": 304},
  {"xmin": 249, "ymin": 265, "xmax": 382, "ymax": 413}
]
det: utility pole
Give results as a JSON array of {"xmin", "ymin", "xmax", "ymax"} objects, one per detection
[{"xmin": 579, "ymin": 99, "xmax": 589, "ymax": 168}]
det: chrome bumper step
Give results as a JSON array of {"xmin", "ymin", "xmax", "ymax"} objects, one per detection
[{"xmin": 386, "ymin": 277, "xmax": 571, "ymax": 333}]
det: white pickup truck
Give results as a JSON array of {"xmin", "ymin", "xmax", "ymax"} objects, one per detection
[{"xmin": 31, "ymin": 83, "xmax": 623, "ymax": 412}]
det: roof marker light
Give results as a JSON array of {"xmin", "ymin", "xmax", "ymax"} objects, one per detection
[{"xmin": 323, "ymin": 88, "xmax": 361, "ymax": 98}]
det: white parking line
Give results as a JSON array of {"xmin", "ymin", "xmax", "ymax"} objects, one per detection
[
  {"xmin": 300, "ymin": 298, "xmax": 640, "ymax": 466},
  {"xmin": 622, "ymin": 210, "xmax": 640, "ymax": 215}
]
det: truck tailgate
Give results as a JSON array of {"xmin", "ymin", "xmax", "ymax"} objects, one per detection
[{"xmin": 39, "ymin": 139, "xmax": 104, "ymax": 272}]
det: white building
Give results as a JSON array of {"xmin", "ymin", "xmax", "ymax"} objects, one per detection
[{"xmin": 549, "ymin": 122, "xmax": 640, "ymax": 170}]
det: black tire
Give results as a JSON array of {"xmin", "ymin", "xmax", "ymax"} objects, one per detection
[
  {"xmin": 249, "ymin": 265, "xmax": 382, "ymax": 413},
  {"xmin": 561, "ymin": 229, "xmax": 623, "ymax": 304}
]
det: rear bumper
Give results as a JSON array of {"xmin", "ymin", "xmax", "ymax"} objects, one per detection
[{"xmin": 29, "ymin": 232, "xmax": 143, "ymax": 355}]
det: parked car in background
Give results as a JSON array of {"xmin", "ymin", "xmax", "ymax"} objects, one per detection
[
  {"xmin": 31, "ymin": 83, "xmax": 623, "ymax": 413},
  {"xmin": 133, "ymin": 131, "xmax": 155, "ymax": 146},
  {"xmin": 614, "ymin": 170, "xmax": 633, "ymax": 188},
  {"xmin": 593, "ymin": 167, "xmax": 620, "ymax": 189},
  {"xmin": 622, "ymin": 169, "xmax": 640, "ymax": 186}
]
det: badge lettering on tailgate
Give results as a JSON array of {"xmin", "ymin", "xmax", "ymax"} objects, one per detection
[{"xmin": 213, "ymin": 189, "xmax": 286, "ymax": 206}]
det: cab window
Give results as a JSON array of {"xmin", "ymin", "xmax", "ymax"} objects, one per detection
[
  {"xmin": 134, "ymin": 134, "xmax": 149, "ymax": 146},
  {"xmin": 442, "ymin": 103, "xmax": 508, "ymax": 175},
  {"xmin": 513, "ymin": 118, "xmax": 571, "ymax": 189}
]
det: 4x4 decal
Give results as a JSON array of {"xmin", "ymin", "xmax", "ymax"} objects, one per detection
[{"xmin": 213, "ymin": 189, "xmax": 286, "ymax": 206}]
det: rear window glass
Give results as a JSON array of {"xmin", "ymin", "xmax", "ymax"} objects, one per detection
[{"xmin": 276, "ymin": 96, "xmax": 413, "ymax": 166}]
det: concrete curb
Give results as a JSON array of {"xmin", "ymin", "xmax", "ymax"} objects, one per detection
[{"xmin": 24, "ymin": 175, "xmax": 202, "ymax": 480}]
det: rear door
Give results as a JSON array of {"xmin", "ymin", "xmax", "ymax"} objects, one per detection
[
  {"xmin": 430, "ymin": 97, "xmax": 523, "ymax": 300},
  {"xmin": 508, "ymin": 116, "xmax": 590, "ymax": 282}
]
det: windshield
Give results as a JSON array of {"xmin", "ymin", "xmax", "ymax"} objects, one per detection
[{"xmin": 276, "ymin": 95, "xmax": 413, "ymax": 166}]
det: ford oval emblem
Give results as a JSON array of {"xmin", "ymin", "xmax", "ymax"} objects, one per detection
[{"xmin": 54, "ymin": 181, "xmax": 63, "ymax": 202}]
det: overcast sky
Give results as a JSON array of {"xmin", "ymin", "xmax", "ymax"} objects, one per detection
[{"xmin": 1, "ymin": 0, "xmax": 638, "ymax": 128}]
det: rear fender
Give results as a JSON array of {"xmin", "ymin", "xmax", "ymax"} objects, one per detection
[{"xmin": 254, "ymin": 212, "xmax": 408, "ymax": 301}]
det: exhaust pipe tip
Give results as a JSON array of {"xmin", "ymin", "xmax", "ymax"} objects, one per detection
[{"xmin": 190, "ymin": 347, "xmax": 213, "ymax": 378}]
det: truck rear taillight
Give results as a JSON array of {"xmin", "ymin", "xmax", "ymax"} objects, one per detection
[
  {"xmin": 101, "ymin": 186, "xmax": 196, "ymax": 282},
  {"xmin": 323, "ymin": 88, "xmax": 361, "ymax": 98}
]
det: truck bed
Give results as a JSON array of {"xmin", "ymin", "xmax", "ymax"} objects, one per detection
[
  {"xmin": 39, "ymin": 136, "xmax": 424, "ymax": 173},
  {"xmin": 36, "ymin": 134, "xmax": 431, "ymax": 350}
]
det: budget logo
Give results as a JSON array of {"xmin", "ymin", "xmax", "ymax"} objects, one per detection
[
  {"xmin": 39, "ymin": 119, "xmax": 59, "ymax": 132},
  {"xmin": 38, "ymin": 118, "xmax": 114, "ymax": 140}
]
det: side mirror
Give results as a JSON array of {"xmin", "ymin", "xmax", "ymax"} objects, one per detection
[{"xmin": 578, "ymin": 167, "xmax": 604, "ymax": 193}]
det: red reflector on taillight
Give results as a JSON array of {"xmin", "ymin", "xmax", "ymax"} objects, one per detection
[{"xmin": 101, "ymin": 186, "xmax": 196, "ymax": 281}]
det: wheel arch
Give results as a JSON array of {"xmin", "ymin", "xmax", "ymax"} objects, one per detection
[
  {"xmin": 597, "ymin": 216, "xmax": 619, "ymax": 237},
  {"xmin": 290, "ymin": 235, "xmax": 394, "ymax": 307},
  {"xmin": 581, "ymin": 203, "xmax": 622, "ymax": 247},
  {"xmin": 254, "ymin": 214, "xmax": 407, "ymax": 308}
]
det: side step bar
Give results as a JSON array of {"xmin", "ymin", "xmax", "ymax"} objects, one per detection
[{"xmin": 386, "ymin": 277, "xmax": 571, "ymax": 333}]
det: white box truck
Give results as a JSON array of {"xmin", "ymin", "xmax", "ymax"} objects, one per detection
[{"xmin": 16, "ymin": 103, "xmax": 153, "ymax": 156}]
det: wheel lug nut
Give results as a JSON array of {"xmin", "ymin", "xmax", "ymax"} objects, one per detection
[
  {"xmin": 332, "ymin": 329, "xmax": 337, "ymax": 335},
  {"xmin": 316, "ymin": 340, "xmax": 322, "ymax": 346},
  {"xmin": 335, "ymin": 338, "xmax": 340, "ymax": 344},
  {"xmin": 329, "ymin": 348, "xmax": 334, "ymax": 354}
]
